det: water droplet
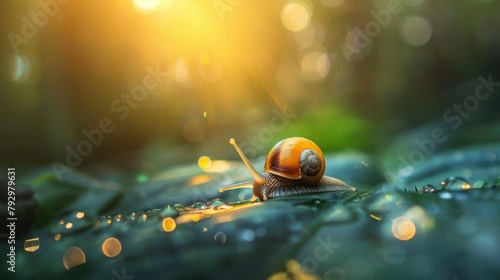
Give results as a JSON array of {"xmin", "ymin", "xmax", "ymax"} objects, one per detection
[
  {"xmin": 421, "ymin": 184, "xmax": 436, "ymax": 193},
  {"xmin": 127, "ymin": 212, "xmax": 137, "ymax": 222},
  {"xmin": 214, "ymin": 232, "xmax": 227, "ymax": 243},
  {"xmin": 50, "ymin": 210, "xmax": 92, "ymax": 235},
  {"xmin": 75, "ymin": 212, "xmax": 85, "ymax": 219},
  {"xmin": 114, "ymin": 214, "xmax": 125, "ymax": 222},
  {"xmin": 441, "ymin": 177, "xmax": 471, "ymax": 191},
  {"xmin": 160, "ymin": 207, "xmax": 179, "ymax": 219},
  {"xmin": 206, "ymin": 199, "xmax": 232, "ymax": 210},
  {"xmin": 141, "ymin": 209, "xmax": 161, "ymax": 220},
  {"xmin": 24, "ymin": 237, "xmax": 40, "ymax": 252},
  {"xmin": 174, "ymin": 204, "xmax": 186, "ymax": 210},
  {"xmin": 93, "ymin": 215, "xmax": 112, "ymax": 231},
  {"xmin": 473, "ymin": 180, "xmax": 488, "ymax": 189},
  {"xmin": 189, "ymin": 202, "xmax": 207, "ymax": 210}
]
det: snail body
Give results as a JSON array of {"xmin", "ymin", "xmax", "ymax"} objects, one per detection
[{"xmin": 219, "ymin": 137, "xmax": 355, "ymax": 201}]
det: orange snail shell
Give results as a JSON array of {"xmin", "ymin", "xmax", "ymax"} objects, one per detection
[{"xmin": 265, "ymin": 137, "xmax": 325, "ymax": 184}]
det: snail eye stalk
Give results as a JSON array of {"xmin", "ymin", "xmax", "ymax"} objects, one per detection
[
  {"xmin": 218, "ymin": 180, "xmax": 253, "ymax": 193},
  {"xmin": 229, "ymin": 138, "xmax": 265, "ymax": 185}
]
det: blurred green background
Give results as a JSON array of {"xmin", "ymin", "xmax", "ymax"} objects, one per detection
[{"xmin": 1, "ymin": 0, "xmax": 499, "ymax": 171}]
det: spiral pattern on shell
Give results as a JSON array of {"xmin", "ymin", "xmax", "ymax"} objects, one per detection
[{"xmin": 299, "ymin": 149, "xmax": 322, "ymax": 177}]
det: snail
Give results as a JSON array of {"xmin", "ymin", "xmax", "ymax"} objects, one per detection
[{"xmin": 219, "ymin": 137, "xmax": 355, "ymax": 201}]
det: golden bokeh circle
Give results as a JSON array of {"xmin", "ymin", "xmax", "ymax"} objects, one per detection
[
  {"xmin": 392, "ymin": 217, "xmax": 416, "ymax": 241},
  {"xmin": 162, "ymin": 217, "xmax": 177, "ymax": 232},
  {"xmin": 63, "ymin": 247, "xmax": 86, "ymax": 269},
  {"xmin": 198, "ymin": 156, "xmax": 212, "ymax": 170},
  {"xmin": 102, "ymin": 237, "xmax": 122, "ymax": 258}
]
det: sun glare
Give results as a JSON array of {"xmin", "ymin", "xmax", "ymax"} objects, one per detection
[{"xmin": 133, "ymin": 0, "xmax": 172, "ymax": 13}]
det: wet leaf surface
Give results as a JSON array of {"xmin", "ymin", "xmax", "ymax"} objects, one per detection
[{"xmin": 2, "ymin": 145, "xmax": 500, "ymax": 280}]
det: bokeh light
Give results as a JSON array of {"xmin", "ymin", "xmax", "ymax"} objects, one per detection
[
  {"xmin": 214, "ymin": 232, "xmax": 227, "ymax": 243},
  {"xmin": 293, "ymin": 21, "xmax": 325, "ymax": 49},
  {"xmin": 300, "ymin": 51, "xmax": 330, "ymax": 81},
  {"xmin": 24, "ymin": 237, "xmax": 40, "ymax": 252},
  {"xmin": 102, "ymin": 237, "xmax": 122, "ymax": 257},
  {"xmin": 162, "ymin": 217, "xmax": 177, "ymax": 232},
  {"xmin": 198, "ymin": 156, "xmax": 212, "ymax": 169},
  {"xmin": 132, "ymin": 0, "xmax": 172, "ymax": 14},
  {"xmin": 400, "ymin": 16, "xmax": 433, "ymax": 47},
  {"xmin": 63, "ymin": 247, "xmax": 86, "ymax": 269},
  {"xmin": 1, "ymin": 54, "xmax": 30, "ymax": 82},
  {"xmin": 281, "ymin": 2, "xmax": 311, "ymax": 32},
  {"xmin": 392, "ymin": 217, "xmax": 416, "ymax": 241}
]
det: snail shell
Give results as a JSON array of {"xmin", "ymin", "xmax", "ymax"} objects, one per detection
[
  {"xmin": 265, "ymin": 137, "xmax": 325, "ymax": 185},
  {"xmin": 219, "ymin": 137, "xmax": 355, "ymax": 201}
]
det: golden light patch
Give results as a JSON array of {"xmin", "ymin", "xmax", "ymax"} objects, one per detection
[
  {"xmin": 198, "ymin": 156, "xmax": 212, "ymax": 170},
  {"xmin": 162, "ymin": 217, "xmax": 177, "ymax": 232},
  {"xmin": 392, "ymin": 217, "xmax": 416, "ymax": 241},
  {"xmin": 102, "ymin": 237, "xmax": 122, "ymax": 258},
  {"xmin": 24, "ymin": 238, "xmax": 40, "ymax": 252},
  {"xmin": 63, "ymin": 247, "xmax": 86, "ymax": 269}
]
